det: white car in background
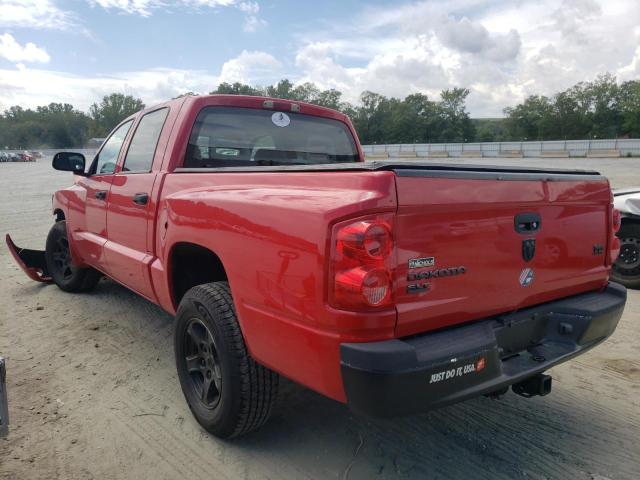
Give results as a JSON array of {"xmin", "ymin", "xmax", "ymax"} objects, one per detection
[{"xmin": 612, "ymin": 189, "xmax": 640, "ymax": 288}]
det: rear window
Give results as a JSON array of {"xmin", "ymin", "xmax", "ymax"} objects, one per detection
[{"xmin": 183, "ymin": 106, "xmax": 359, "ymax": 168}]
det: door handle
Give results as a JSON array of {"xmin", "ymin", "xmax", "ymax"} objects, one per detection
[
  {"xmin": 132, "ymin": 193, "xmax": 149, "ymax": 205},
  {"xmin": 95, "ymin": 190, "xmax": 107, "ymax": 200}
]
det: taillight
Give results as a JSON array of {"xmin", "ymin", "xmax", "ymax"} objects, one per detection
[
  {"xmin": 608, "ymin": 206, "xmax": 621, "ymax": 265},
  {"xmin": 612, "ymin": 208, "xmax": 621, "ymax": 234},
  {"xmin": 330, "ymin": 215, "xmax": 395, "ymax": 310}
]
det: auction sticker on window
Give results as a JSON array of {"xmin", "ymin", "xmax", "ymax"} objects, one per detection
[
  {"xmin": 271, "ymin": 112, "xmax": 290, "ymax": 127},
  {"xmin": 428, "ymin": 357, "xmax": 486, "ymax": 384}
]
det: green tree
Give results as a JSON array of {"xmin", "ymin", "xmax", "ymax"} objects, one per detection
[
  {"xmin": 351, "ymin": 91, "xmax": 392, "ymax": 144},
  {"xmin": 264, "ymin": 79, "xmax": 295, "ymax": 99},
  {"xmin": 314, "ymin": 89, "xmax": 344, "ymax": 110},
  {"xmin": 211, "ymin": 82, "xmax": 264, "ymax": 96},
  {"xmin": 439, "ymin": 88, "xmax": 475, "ymax": 142},
  {"xmin": 0, "ymin": 102, "xmax": 91, "ymax": 148},
  {"xmin": 584, "ymin": 73, "xmax": 621, "ymax": 138},
  {"xmin": 619, "ymin": 80, "xmax": 640, "ymax": 137},
  {"xmin": 504, "ymin": 95, "xmax": 555, "ymax": 140},
  {"xmin": 89, "ymin": 93, "xmax": 145, "ymax": 137}
]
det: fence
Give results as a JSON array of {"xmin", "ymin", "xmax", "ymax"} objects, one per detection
[{"xmin": 362, "ymin": 138, "xmax": 640, "ymax": 157}]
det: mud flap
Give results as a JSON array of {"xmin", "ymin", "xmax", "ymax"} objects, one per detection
[
  {"xmin": 0, "ymin": 357, "xmax": 7, "ymax": 437},
  {"xmin": 5, "ymin": 234, "xmax": 52, "ymax": 282}
]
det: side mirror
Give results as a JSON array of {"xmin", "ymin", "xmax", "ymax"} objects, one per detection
[{"xmin": 52, "ymin": 152, "xmax": 86, "ymax": 175}]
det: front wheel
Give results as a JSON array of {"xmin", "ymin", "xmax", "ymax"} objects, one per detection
[
  {"xmin": 174, "ymin": 282, "xmax": 279, "ymax": 438},
  {"xmin": 612, "ymin": 222, "xmax": 640, "ymax": 289},
  {"xmin": 45, "ymin": 221, "xmax": 101, "ymax": 292}
]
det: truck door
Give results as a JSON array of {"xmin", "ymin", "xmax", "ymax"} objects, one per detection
[
  {"xmin": 104, "ymin": 107, "xmax": 170, "ymax": 300},
  {"xmin": 72, "ymin": 120, "xmax": 133, "ymax": 272}
]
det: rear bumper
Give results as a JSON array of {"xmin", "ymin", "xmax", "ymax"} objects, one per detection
[{"xmin": 340, "ymin": 282, "xmax": 626, "ymax": 417}]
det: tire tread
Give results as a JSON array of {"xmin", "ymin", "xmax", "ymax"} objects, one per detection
[{"xmin": 181, "ymin": 282, "xmax": 278, "ymax": 438}]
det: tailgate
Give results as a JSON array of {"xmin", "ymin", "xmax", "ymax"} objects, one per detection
[{"xmin": 393, "ymin": 166, "xmax": 612, "ymax": 337}]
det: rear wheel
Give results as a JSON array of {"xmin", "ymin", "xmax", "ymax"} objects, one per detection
[
  {"xmin": 45, "ymin": 221, "xmax": 101, "ymax": 292},
  {"xmin": 174, "ymin": 282, "xmax": 279, "ymax": 438},
  {"xmin": 612, "ymin": 222, "xmax": 640, "ymax": 289}
]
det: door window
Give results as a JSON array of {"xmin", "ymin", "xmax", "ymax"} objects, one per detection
[
  {"xmin": 93, "ymin": 120, "xmax": 133, "ymax": 175},
  {"xmin": 122, "ymin": 108, "xmax": 169, "ymax": 173}
]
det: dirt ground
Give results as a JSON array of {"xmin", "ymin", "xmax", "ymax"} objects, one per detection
[{"xmin": 1, "ymin": 157, "xmax": 639, "ymax": 480}]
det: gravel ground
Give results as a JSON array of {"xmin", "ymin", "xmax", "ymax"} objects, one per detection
[{"xmin": 0, "ymin": 157, "xmax": 639, "ymax": 480}]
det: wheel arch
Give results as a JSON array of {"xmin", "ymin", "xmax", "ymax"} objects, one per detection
[
  {"xmin": 53, "ymin": 208, "xmax": 66, "ymax": 222},
  {"xmin": 168, "ymin": 241, "xmax": 229, "ymax": 310}
]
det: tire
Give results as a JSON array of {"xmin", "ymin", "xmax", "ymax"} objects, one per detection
[
  {"xmin": 174, "ymin": 282, "xmax": 279, "ymax": 438},
  {"xmin": 611, "ymin": 222, "xmax": 640, "ymax": 289},
  {"xmin": 45, "ymin": 221, "xmax": 101, "ymax": 292}
]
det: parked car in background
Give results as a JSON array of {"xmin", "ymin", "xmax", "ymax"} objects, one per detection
[
  {"xmin": 29, "ymin": 151, "xmax": 43, "ymax": 159},
  {"xmin": 7, "ymin": 153, "xmax": 20, "ymax": 162},
  {"xmin": 613, "ymin": 188, "xmax": 640, "ymax": 288},
  {"xmin": 19, "ymin": 151, "xmax": 34, "ymax": 162},
  {"xmin": 0, "ymin": 153, "xmax": 8, "ymax": 162}
]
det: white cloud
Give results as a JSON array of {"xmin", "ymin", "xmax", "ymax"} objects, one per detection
[
  {"xmin": 0, "ymin": 65, "xmax": 217, "ymax": 112},
  {"xmin": 237, "ymin": 1, "xmax": 258, "ymax": 14},
  {"xmin": 88, "ymin": 0, "xmax": 266, "ymax": 30},
  {"xmin": 436, "ymin": 17, "xmax": 521, "ymax": 62},
  {"xmin": 237, "ymin": 1, "xmax": 266, "ymax": 32},
  {"xmin": 0, "ymin": 0, "xmax": 637, "ymax": 117},
  {"xmin": 90, "ymin": 0, "xmax": 235, "ymax": 16},
  {"xmin": 0, "ymin": 49, "xmax": 281, "ymax": 112},
  {"xmin": 291, "ymin": 0, "xmax": 640, "ymax": 116},
  {"xmin": 0, "ymin": 33, "xmax": 50, "ymax": 63},
  {"xmin": 294, "ymin": 38, "xmax": 449, "ymax": 104},
  {"xmin": 0, "ymin": 0, "xmax": 75, "ymax": 30},
  {"xmin": 218, "ymin": 50, "xmax": 281, "ymax": 84}
]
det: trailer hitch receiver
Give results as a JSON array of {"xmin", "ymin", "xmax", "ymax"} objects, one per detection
[{"xmin": 512, "ymin": 373, "xmax": 552, "ymax": 398}]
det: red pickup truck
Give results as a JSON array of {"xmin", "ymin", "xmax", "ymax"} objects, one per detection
[{"xmin": 7, "ymin": 95, "xmax": 627, "ymax": 438}]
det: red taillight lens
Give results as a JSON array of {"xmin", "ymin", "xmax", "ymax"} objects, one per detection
[
  {"xmin": 612, "ymin": 208, "xmax": 621, "ymax": 234},
  {"xmin": 610, "ymin": 237, "xmax": 621, "ymax": 263},
  {"xmin": 608, "ymin": 206, "xmax": 622, "ymax": 265},
  {"xmin": 334, "ymin": 266, "xmax": 391, "ymax": 307},
  {"xmin": 330, "ymin": 215, "xmax": 395, "ymax": 310},
  {"xmin": 337, "ymin": 221, "xmax": 392, "ymax": 260},
  {"xmin": 362, "ymin": 268, "xmax": 391, "ymax": 305}
]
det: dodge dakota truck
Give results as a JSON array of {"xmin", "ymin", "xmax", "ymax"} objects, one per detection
[{"xmin": 6, "ymin": 95, "xmax": 627, "ymax": 438}]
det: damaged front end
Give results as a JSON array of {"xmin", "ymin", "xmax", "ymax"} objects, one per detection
[{"xmin": 5, "ymin": 234, "xmax": 52, "ymax": 283}]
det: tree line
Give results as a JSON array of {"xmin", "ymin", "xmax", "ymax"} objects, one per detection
[
  {"xmin": 0, "ymin": 94, "xmax": 145, "ymax": 149},
  {"xmin": 1, "ymin": 74, "xmax": 638, "ymax": 149}
]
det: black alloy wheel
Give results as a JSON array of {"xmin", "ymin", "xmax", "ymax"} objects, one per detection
[
  {"xmin": 174, "ymin": 282, "xmax": 279, "ymax": 438},
  {"xmin": 183, "ymin": 318, "xmax": 223, "ymax": 409},
  {"xmin": 50, "ymin": 236, "xmax": 74, "ymax": 281},
  {"xmin": 44, "ymin": 221, "xmax": 101, "ymax": 292}
]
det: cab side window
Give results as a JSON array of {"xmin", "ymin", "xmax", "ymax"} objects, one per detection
[
  {"xmin": 93, "ymin": 120, "xmax": 133, "ymax": 175},
  {"xmin": 122, "ymin": 108, "xmax": 169, "ymax": 173}
]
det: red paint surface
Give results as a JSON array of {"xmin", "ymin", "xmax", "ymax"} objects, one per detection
[{"xmin": 48, "ymin": 95, "xmax": 615, "ymax": 403}]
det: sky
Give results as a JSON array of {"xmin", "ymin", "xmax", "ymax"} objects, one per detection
[{"xmin": 0, "ymin": 0, "xmax": 638, "ymax": 117}]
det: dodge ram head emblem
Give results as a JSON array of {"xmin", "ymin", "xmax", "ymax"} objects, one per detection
[
  {"xmin": 519, "ymin": 268, "xmax": 534, "ymax": 287},
  {"xmin": 522, "ymin": 239, "xmax": 536, "ymax": 262}
]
